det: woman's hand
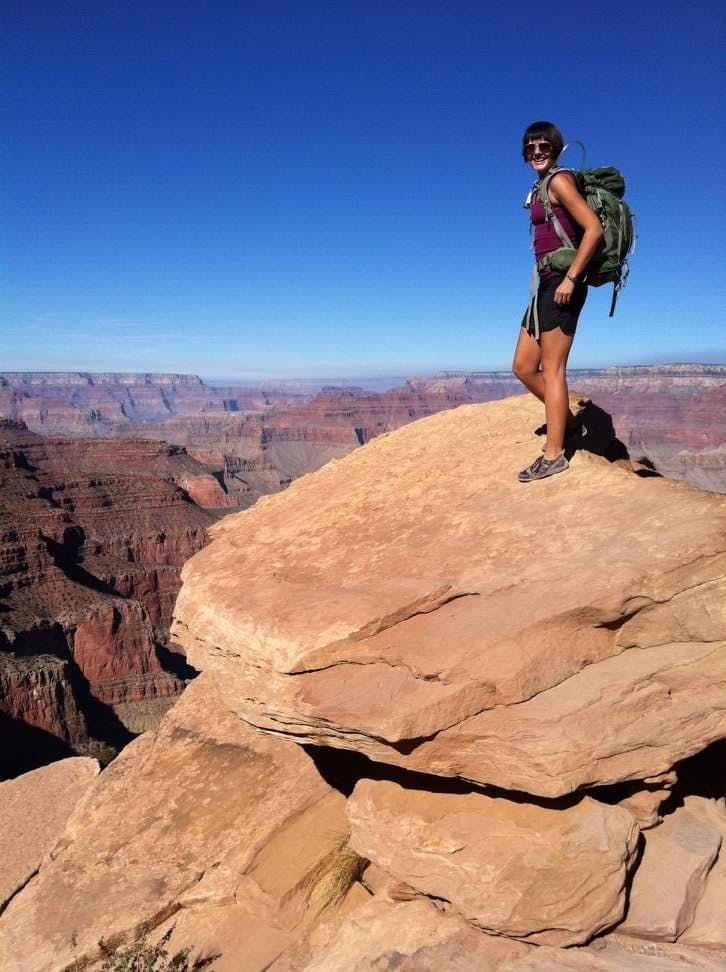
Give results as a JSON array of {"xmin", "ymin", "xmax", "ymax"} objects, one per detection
[
  {"xmin": 548, "ymin": 172, "xmax": 604, "ymax": 283},
  {"xmin": 554, "ymin": 276, "xmax": 576, "ymax": 305}
]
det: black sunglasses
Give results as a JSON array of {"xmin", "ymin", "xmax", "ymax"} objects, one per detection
[{"xmin": 524, "ymin": 140, "xmax": 553, "ymax": 159}]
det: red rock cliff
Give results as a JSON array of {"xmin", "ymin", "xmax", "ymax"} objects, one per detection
[{"xmin": 0, "ymin": 421, "xmax": 217, "ymax": 777}]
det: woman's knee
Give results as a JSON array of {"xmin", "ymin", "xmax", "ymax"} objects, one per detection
[
  {"xmin": 513, "ymin": 359, "xmax": 537, "ymax": 382},
  {"xmin": 541, "ymin": 360, "xmax": 567, "ymax": 383}
]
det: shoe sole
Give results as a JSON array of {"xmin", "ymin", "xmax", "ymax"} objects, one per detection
[{"xmin": 519, "ymin": 458, "xmax": 569, "ymax": 483}]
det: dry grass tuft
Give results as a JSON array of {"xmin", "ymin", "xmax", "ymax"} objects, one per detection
[{"xmin": 304, "ymin": 833, "xmax": 368, "ymax": 916}]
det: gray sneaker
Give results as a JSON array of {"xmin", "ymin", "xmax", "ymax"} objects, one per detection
[{"xmin": 518, "ymin": 452, "xmax": 569, "ymax": 483}]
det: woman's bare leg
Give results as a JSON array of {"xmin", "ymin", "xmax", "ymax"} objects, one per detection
[
  {"xmin": 540, "ymin": 328, "xmax": 574, "ymax": 459},
  {"xmin": 512, "ymin": 326, "xmax": 545, "ymax": 402}
]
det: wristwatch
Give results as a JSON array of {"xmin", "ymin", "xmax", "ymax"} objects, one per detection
[{"xmin": 566, "ymin": 273, "xmax": 579, "ymax": 284}]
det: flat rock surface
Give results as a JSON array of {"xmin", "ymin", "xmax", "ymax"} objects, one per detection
[
  {"xmin": 173, "ymin": 396, "xmax": 726, "ymax": 796},
  {"xmin": 273, "ymin": 896, "xmax": 532, "ymax": 972},
  {"xmin": 266, "ymin": 896, "xmax": 726, "ymax": 972},
  {"xmin": 0, "ymin": 756, "xmax": 99, "ymax": 910},
  {"xmin": 347, "ymin": 779, "xmax": 639, "ymax": 947},
  {"xmin": 668, "ymin": 796, "xmax": 726, "ymax": 948},
  {"xmin": 0, "ymin": 675, "xmax": 344, "ymax": 972},
  {"xmin": 508, "ymin": 936, "xmax": 726, "ymax": 971},
  {"xmin": 621, "ymin": 796, "xmax": 723, "ymax": 942}
]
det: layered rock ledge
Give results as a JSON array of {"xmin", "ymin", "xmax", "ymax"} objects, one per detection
[
  {"xmin": 3, "ymin": 395, "xmax": 725, "ymax": 970},
  {"xmin": 172, "ymin": 395, "xmax": 726, "ymax": 798}
]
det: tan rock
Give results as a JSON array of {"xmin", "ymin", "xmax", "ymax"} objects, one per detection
[
  {"xmin": 618, "ymin": 788, "xmax": 672, "ymax": 829},
  {"xmin": 196, "ymin": 882, "xmax": 372, "ymax": 972},
  {"xmin": 681, "ymin": 799, "xmax": 726, "ymax": 947},
  {"xmin": 269, "ymin": 896, "xmax": 532, "ymax": 972},
  {"xmin": 172, "ymin": 396, "xmax": 726, "ymax": 797},
  {"xmin": 681, "ymin": 856, "xmax": 726, "ymax": 948},
  {"xmin": 621, "ymin": 796, "xmax": 722, "ymax": 941},
  {"xmin": 507, "ymin": 934, "xmax": 726, "ymax": 970},
  {"xmin": 346, "ymin": 779, "xmax": 639, "ymax": 946},
  {"xmin": 0, "ymin": 675, "xmax": 351, "ymax": 972},
  {"xmin": 359, "ymin": 861, "xmax": 417, "ymax": 901},
  {"xmin": 0, "ymin": 757, "xmax": 99, "ymax": 911}
]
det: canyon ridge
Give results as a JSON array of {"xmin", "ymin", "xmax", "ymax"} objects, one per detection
[{"xmin": 1, "ymin": 365, "xmax": 725, "ymax": 501}]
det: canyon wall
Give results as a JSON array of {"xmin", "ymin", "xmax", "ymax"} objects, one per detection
[
  {"xmin": 0, "ymin": 371, "xmax": 305, "ymax": 437},
  {"xmin": 1, "ymin": 366, "xmax": 723, "ymax": 496},
  {"xmin": 0, "ymin": 420, "xmax": 217, "ymax": 777}
]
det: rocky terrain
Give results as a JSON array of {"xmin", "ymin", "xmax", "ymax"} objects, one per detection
[
  {"xmin": 430, "ymin": 364, "xmax": 726, "ymax": 493},
  {"xmin": 1, "ymin": 395, "xmax": 724, "ymax": 970},
  {"xmin": 127, "ymin": 382, "xmax": 477, "ymax": 507},
  {"xmin": 2, "ymin": 366, "xmax": 724, "ymax": 498},
  {"xmin": 0, "ymin": 420, "xmax": 218, "ymax": 777}
]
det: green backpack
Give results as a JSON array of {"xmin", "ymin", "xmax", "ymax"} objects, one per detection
[{"xmin": 531, "ymin": 145, "xmax": 636, "ymax": 316}]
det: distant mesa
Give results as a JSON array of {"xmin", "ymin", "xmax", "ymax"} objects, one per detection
[{"xmin": 0, "ymin": 371, "xmax": 205, "ymax": 386}]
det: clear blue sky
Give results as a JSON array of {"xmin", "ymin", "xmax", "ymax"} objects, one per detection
[{"xmin": 2, "ymin": 1, "xmax": 725, "ymax": 380}]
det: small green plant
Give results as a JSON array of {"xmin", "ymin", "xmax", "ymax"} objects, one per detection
[
  {"xmin": 95, "ymin": 744, "xmax": 119, "ymax": 768},
  {"xmin": 99, "ymin": 927, "xmax": 218, "ymax": 972}
]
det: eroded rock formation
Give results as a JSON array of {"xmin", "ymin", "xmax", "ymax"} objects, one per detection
[
  {"xmin": 172, "ymin": 396, "xmax": 726, "ymax": 795},
  {"xmin": 3, "ymin": 366, "xmax": 724, "ymax": 505},
  {"xmin": 0, "ymin": 675, "xmax": 356, "ymax": 972},
  {"xmin": 0, "ymin": 372, "xmax": 303, "ymax": 436},
  {"xmin": 1, "ymin": 396, "xmax": 725, "ymax": 970},
  {"xmin": 0, "ymin": 421, "xmax": 217, "ymax": 775}
]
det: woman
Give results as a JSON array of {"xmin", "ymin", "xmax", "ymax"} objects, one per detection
[{"xmin": 512, "ymin": 121, "xmax": 603, "ymax": 482}]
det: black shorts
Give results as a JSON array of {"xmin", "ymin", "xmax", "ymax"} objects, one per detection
[{"xmin": 521, "ymin": 273, "xmax": 587, "ymax": 338}]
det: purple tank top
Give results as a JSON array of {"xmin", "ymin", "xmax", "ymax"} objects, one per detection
[{"xmin": 531, "ymin": 172, "xmax": 583, "ymax": 263}]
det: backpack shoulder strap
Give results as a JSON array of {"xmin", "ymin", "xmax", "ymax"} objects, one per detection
[
  {"xmin": 538, "ymin": 166, "xmax": 577, "ymax": 249},
  {"xmin": 538, "ymin": 166, "xmax": 578, "ymax": 202}
]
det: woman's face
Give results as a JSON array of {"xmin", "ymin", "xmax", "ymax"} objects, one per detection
[{"xmin": 524, "ymin": 139, "xmax": 555, "ymax": 177}]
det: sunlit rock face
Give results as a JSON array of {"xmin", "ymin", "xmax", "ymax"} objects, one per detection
[
  {"xmin": 2, "ymin": 396, "xmax": 725, "ymax": 970},
  {"xmin": 0, "ymin": 675, "xmax": 351, "ymax": 972},
  {"xmin": 173, "ymin": 394, "xmax": 726, "ymax": 795}
]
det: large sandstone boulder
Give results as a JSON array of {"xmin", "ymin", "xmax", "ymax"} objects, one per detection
[
  {"xmin": 172, "ymin": 396, "xmax": 726, "ymax": 797},
  {"xmin": 347, "ymin": 779, "xmax": 639, "ymax": 946},
  {"xmin": 0, "ymin": 675, "xmax": 354, "ymax": 972},
  {"xmin": 0, "ymin": 756, "xmax": 99, "ymax": 912},
  {"xmin": 621, "ymin": 795, "xmax": 725, "ymax": 944}
]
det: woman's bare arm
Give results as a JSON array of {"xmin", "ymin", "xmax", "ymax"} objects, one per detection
[{"xmin": 548, "ymin": 172, "xmax": 603, "ymax": 302}]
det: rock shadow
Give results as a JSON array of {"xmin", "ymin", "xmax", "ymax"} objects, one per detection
[
  {"xmin": 43, "ymin": 533, "xmax": 121, "ymax": 598},
  {"xmin": 156, "ymin": 643, "xmax": 199, "ymax": 681},
  {"xmin": 1, "ymin": 622, "xmax": 136, "ymax": 774},
  {"xmin": 0, "ymin": 711, "xmax": 74, "ymax": 780},
  {"xmin": 304, "ymin": 744, "xmax": 584, "ymax": 811},
  {"xmin": 64, "ymin": 655, "xmax": 136, "ymax": 754},
  {"xmin": 658, "ymin": 741, "xmax": 726, "ymax": 819},
  {"xmin": 537, "ymin": 399, "xmax": 666, "ymax": 476}
]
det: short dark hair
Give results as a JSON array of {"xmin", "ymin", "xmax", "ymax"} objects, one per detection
[{"xmin": 522, "ymin": 121, "xmax": 564, "ymax": 162}]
